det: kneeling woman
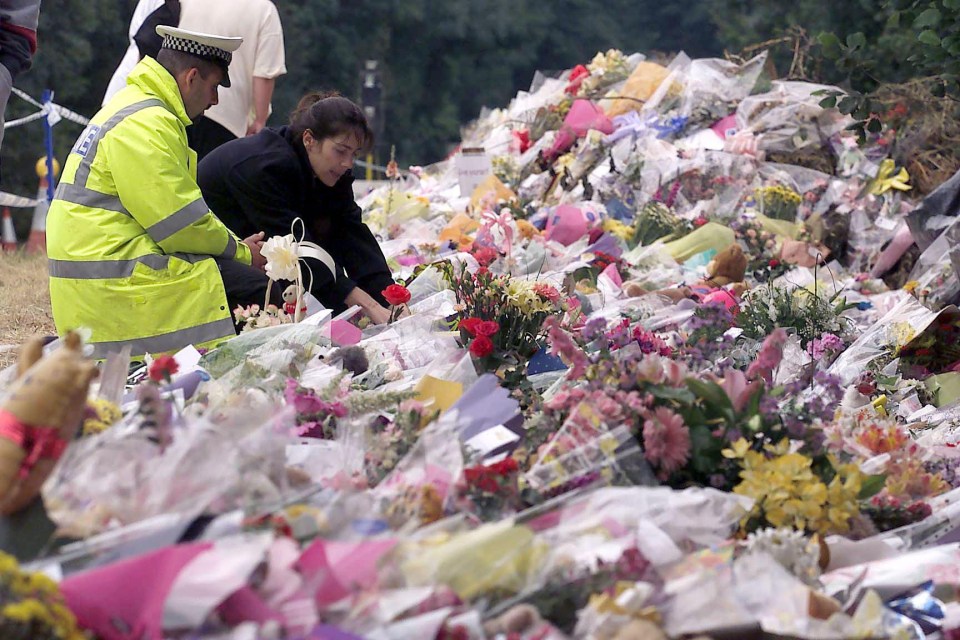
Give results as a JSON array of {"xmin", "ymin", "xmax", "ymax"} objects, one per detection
[{"xmin": 199, "ymin": 92, "xmax": 394, "ymax": 324}]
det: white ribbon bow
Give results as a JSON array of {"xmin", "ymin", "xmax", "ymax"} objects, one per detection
[{"xmin": 261, "ymin": 218, "xmax": 337, "ymax": 322}]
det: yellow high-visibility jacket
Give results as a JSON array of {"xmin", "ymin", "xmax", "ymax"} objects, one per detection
[{"xmin": 48, "ymin": 57, "xmax": 250, "ymax": 358}]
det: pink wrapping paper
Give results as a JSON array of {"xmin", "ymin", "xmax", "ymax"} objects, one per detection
[
  {"xmin": 60, "ymin": 542, "xmax": 212, "ymax": 640},
  {"xmin": 296, "ymin": 538, "xmax": 399, "ymax": 607}
]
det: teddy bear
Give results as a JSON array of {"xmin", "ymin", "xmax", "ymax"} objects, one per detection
[
  {"xmin": 699, "ymin": 243, "xmax": 747, "ymax": 288},
  {"xmin": 282, "ymin": 284, "xmax": 307, "ymax": 319},
  {"xmin": 0, "ymin": 331, "xmax": 97, "ymax": 515}
]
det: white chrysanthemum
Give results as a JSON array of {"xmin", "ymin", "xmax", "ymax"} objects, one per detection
[{"xmin": 261, "ymin": 234, "xmax": 299, "ymax": 281}]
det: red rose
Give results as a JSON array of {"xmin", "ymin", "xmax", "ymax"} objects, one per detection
[
  {"xmin": 459, "ymin": 317, "xmax": 483, "ymax": 336},
  {"xmin": 475, "ymin": 320, "xmax": 500, "ymax": 337},
  {"xmin": 474, "ymin": 267, "xmax": 491, "ymax": 280},
  {"xmin": 768, "ymin": 259, "xmax": 780, "ymax": 268},
  {"xmin": 469, "ymin": 335, "xmax": 494, "ymax": 358},
  {"xmin": 513, "ymin": 129, "xmax": 531, "ymax": 154},
  {"xmin": 148, "ymin": 354, "xmax": 179, "ymax": 382},
  {"xmin": 489, "ymin": 457, "xmax": 518, "ymax": 475},
  {"xmin": 382, "ymin": 284, "xmax": 411, "ymax": 306}
]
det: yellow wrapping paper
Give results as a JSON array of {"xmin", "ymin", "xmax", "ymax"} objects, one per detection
[
  {"xmin": 925, "ymin": 373, "xmax": 960, "ymax": 407},
  {"xmin": 414, "ymin": 375, "xmax": 464, "ymax": 415},
  {"xmin": 470, "ymin": 175, "xmax": 517, "ymax": 211},
  {"xmin": 601, "ymin": 61, "xmax": 670, "ymax": 117},
  {"xmin": 755, "ymin": 212, "xmax": 802, "ymax": 240},
  {"xmin": 401, "ymin": 520, "xmax": 546, "ymax": 600},
  {"xmin": 439, "ymin": 212, "xmax": 480, "ymax": 249},
  {"xmin": 663, "ymin": 222, "xmax": 735, "ymax": 263}
]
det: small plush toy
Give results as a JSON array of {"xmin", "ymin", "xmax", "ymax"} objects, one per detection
[
  {"xmin": 282, "ymin": 284, "xmax": 307, "ymax": 318},
  {"xmin": 0, "ymin": 332, "xmax": 97, "ymax": 514},
  {"xmin": 700, "ymin": 243, "xmax": 747, "ymax": 287}
]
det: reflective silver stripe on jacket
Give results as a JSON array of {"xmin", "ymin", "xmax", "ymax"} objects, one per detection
[
  {"xmin": 49, "ymin": 253, "xmax": 209, "ymax": 279},
  {"xmin": 53, "ymin": 183, "xmax": 130, "ymax": 217},
  {"xmin": 55, "ymin": 98, "xmax": 168, "ymax": 216},
  {"xmin": 72, "ymin": 98, "xmax": 167, "ymax": 188},
  {"xmin": 90, "ymin": 316, "xmax": 236, "ymax": 358},
  {"xmin": 220, "ymin": 234, "xmax": 238, "ymax": 259},
  {"xmin": 146, "ymin": 197, "xmax": 210, "ymax": 244}
]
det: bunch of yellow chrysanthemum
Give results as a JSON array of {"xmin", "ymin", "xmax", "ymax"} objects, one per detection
[
  {"xmin": 0, "ymin": 552, "xmax": 86, "ymax": 639},
  {"xmin": 81, "ymin": 397, "xmax": 123, "ymax": 437},
  {"xmin": 724, "ymin": 440, "xmax": 863, "ymax": 536}
]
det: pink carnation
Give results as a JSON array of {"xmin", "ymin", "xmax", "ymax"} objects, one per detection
[
  {"xmin": 534, "ymin": 282, "xmax": 561, "ymax": 303},
  {"xmin": 642, "ymin": 406, "xmax": 691, "ymax": 476}
]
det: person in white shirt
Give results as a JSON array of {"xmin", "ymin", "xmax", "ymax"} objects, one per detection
[
  {"xmin": 178, "ymin": 0, "xmax": 286, "ymax": 159},
  {"xmin": 101, "ymin": 0, "xmax": 173, "ymax": 106}
]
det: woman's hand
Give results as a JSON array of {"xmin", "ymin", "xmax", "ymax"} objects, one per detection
[
  {"xmin": 344, "ymin": 287, "xmax": 391, "ymax": 325},
  {"xmin": 364, "ymin": 304, "xmax": 391, "ymax": 325}
]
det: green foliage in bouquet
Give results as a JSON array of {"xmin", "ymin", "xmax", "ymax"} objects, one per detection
[
  {"xmin": 754, "ymin": 184, "xmax": 803, "ymax": 222},
  {"xmin": 631, "ymin": 201, "xmax": 683, "ymax": 247},
  {"xmin": 441, "ymin": 262, "xmax": 567, "ymax": 376},
  {"xmin": 737, "ymin": 283, "xmax": 855, "ymax": 348}
]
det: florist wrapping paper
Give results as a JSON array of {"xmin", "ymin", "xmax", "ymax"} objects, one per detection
[
  {"xmin": 60, "ymin": 542, "xmax": 213, "ymax": 640},
  {"xmin": 448, "ymin": 373, "xmax": 521, "ymax": 441},
  {"xmin": 296, "ymin": 537, "xmax": 399, "ymax": 607},
  {"xmin": 161, "ymin": 533, "xmax": 274, "ymax": 630},
  {"xmin": 821, "ymin": 543, "xmax": 960, "ymax": 601},
  {"xmin": 399, "ymin": 519, "xmax": 547, "ymax": 600}
]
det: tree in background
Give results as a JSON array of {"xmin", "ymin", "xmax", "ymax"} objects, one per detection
[
  {"xmin": 1, "ymin": 0, "xmax": 722, "ymax": 199},
  {"xmin": 1, "ymin": 0, "xmax": 126, "ymax": 228}
]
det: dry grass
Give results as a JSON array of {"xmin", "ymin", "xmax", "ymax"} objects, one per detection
[{"xmin": 0, "ymin": 252, "xmax": 54, "ymax": 369}]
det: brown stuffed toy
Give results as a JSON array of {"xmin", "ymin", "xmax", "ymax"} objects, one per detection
[
  {"xmin": 700, "ymin": 243, "xmax": 747, "ymax": 287},
  {"xmin": 0, "ymin": 332, "xmax": 97, "ymax": 515}
]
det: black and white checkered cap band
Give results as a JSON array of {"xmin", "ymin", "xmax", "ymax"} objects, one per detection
[{"xmin": 161, "ymin": 35, "xmax": 232, "ymax": 66}]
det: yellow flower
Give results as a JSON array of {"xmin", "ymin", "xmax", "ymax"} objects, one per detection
[
  {"xmin": 902, "ymin": 280, "xmax": 919, "ymax": 294},
  {"xmin": 82, "ymin": 419, "xmax": 109, "ymax": 437},
  {"xmin": 602, "ymin": 218, "xmax": 634, "ymax": 243},
  {"xmin": 26, "ymin": 572, "xmax": 59, "ymax": 598},
  {"xmin": 0, "ymin": 551, "xmax": 19, "ymax": 577},
  {"xmin": 2, "ymin": 598, "xmax": 52, "ymax": 623},
  {"xmin": 721, "ymin": 438, "xmax": 750, "ymax": 459},
  {"xmin": 505, "ymin": 279, "xmax": 553, "ymax": 315},
  {"xmin": 732, "ymin": 451, "xmax": 862, "ymax": 535}
]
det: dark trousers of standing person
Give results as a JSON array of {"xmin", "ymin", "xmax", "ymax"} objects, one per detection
[
  {"xmin": 188, "ymin": 116, "xmax": 237, "ymax": 162},
  {"xmin": 216, "ymin": 258, "xmax": 284, "ymax": 332}
]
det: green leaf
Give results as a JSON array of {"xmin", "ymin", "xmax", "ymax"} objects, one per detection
[
  {"xmin": 837, "ymin": 96, "xmax": 859, "ymax": 114},
  {"xmin": 946, "ymin": 0, "xmax": 960, "ymax": 9},
  {"xmin": 649, "ymin": 385, "xmax": 696, "ymax": 404},
  {"xmin": 689, "ymin": 425, "xmax": 719, "ymax": 474},
  {"xmin": 846, "ymin": 32, "xmax": 867, "ymax": 50},
  {"xmin": 818, "ymin": 95, "xmax": 838, "ymax": 109},
  {"xmin": 866, "ymin": 117, "xmax": 883, "ymax": 133},
  {"xmin": 858, "ymin": 474, "xmax": 887, "ymax": 500},
  {"xmin": 887, "ymin": 11, "xmax": 901, "ymax": 28},
  {"xmin": 686, "ymin": 378, "xmax": 736, "ymax": 424},
  {"xmin": 932, "ymin": 80, "xmax": 948, "ymax": 97},
  {"xmin": 913, "ymin": 7, "xmax": 942, "ymax": 28},
  {"xmin": 918, "ymin": 30, "xmax": 941, "ymax": 46},
  {"xmin": 818, "ymin": 32, "xmax": 842, "ymax": 58}
]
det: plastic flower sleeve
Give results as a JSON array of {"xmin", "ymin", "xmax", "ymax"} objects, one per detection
[
  {"xmin": 822, "ymin": 543, "xmax": 960, "ymax": 602},
  {"xmin": 199, "ymin": 322, "xmax": 332, "ymax": 379},
  {"xmin": 43, "ymin": 402, "xmax": 297, "ymax": 538},
  {"xmin": 397, "ymin": 519, "xmax": 549, "ymax": 602},
  {"xmin": 827, "ymin": 293, "xmax": 937, "ymax": 385},
  {"xmin": 735, "ymin": 80, "xmax": 849, "ymax": 155},
  {"xmin": 372, "ymin": 410, "xmax": 464, "ymax": 531}
]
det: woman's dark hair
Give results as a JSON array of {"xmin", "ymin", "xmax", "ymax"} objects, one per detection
[{"xmin": 289, "ymin": 91, "xmax": 374, "ymax": 153}]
